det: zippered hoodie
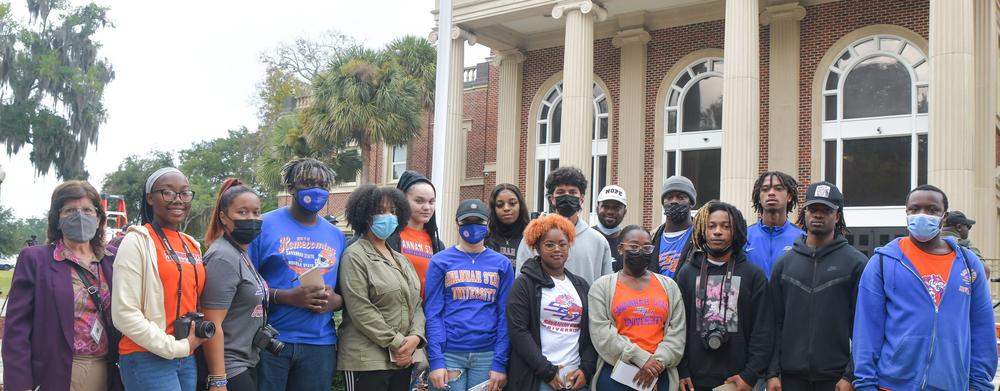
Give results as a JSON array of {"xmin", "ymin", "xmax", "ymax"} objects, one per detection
[
  {"xmin": 424, "ymin": 246, "xmax": 514, "ymax": 373},
  {"xmin": 506, "ymin": 257, "xmax": 597, "ymax": 391},
  {"xmin": 745, "ymin": 220, "xmax": 803, "ymax": 280},
  {"xmin": 852, "ymin": 237, "xmax": 997, "ymax": 391},
  {"xmin": 767, "ymin": 235, "xmax": 866, "ymax": 382},
  {"xmin": 675, "ymin": 250, "xmax": 773, "ymax": 388}
]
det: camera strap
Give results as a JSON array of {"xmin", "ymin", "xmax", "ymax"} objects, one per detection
[
  {"xmin": 222, "ymin": 233, "xmax": 271, "ymax": 327},
  {"xmin": 151, "ymin": 222, "xmax": 200, "ymax": 321},
  {"xmin": 70, "ymin": 261, "xmax": 107, "ymax": 323},
  {"xmin": 697, "ymin": 255, "xmax": 736, "ymax": 329}
]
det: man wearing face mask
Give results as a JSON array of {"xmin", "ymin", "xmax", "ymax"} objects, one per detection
[
  {"xmin": 515, "ymin": 166, "xmax": 614, "ymax": 284},
  {"xmin": 647, "ymin": 176, "xmax": 697, "ymax": 278},
  {"xmin": 249, "ymin": 158, "xmax": 348, "ymax": 391},
  {"xmin": 592, "ymin": 185, "xmax": 629, "ymax": 272},
  {"xmin": 424, "ymin": 199, "xmax": 514, "ymax": 391},
  {"xmin": 852, "ymin": 185, "xmax": 997, "ymax": 391}
]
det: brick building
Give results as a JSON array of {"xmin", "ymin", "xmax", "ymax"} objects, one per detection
[{"xmin": 291, "ymin": 0, "xmax": 1000, "ymax": 259}]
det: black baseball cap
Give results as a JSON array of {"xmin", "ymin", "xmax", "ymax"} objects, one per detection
[
  {"xmin": 456, "ymin": 199, "xmax": 489, "ymax": 222},
  {"xmin": 803, "ymin": 181, "xmax": 843, "ymax": 210},
  {"xmin": 945, "ymin": 211, "xmax": 976, "ymax": 226}
]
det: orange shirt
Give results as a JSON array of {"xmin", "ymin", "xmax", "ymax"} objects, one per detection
[
  {"xmin": 399, "ymin": 226, "xmax": 434, "ymax": 297},
  {"xmin": 611, "ymin": 276, "xmax": 671, "ymax": 353},
  {"xmin": 119, "ymin": 225, "xmax": 205, "ymax": 355},
  {"xmin": 900, "ymin": 237, "xmax": 955, "ymax": 307}
]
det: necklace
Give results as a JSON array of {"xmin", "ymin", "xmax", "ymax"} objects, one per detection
[{"xmin": 459, "ymin": 248, "xmax": 485, "ymax": 264}]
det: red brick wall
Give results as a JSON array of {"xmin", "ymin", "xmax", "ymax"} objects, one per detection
[
  {"xmin": 465, "ymin": 86, "xmax": 489, "ymax": 181},
  {"xmin": 408, "ymin": 111, "xmax": 434, "ymax": 177},
  {"xmin": 759, "ymin": 25, "xmax": 771, "ymax": 175}
]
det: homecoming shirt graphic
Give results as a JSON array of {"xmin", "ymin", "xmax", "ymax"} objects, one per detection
[
  {"xmin": 278, "ymin": 235, "xmax": 339, "ymax": 278},
  {"xmin": 543, "ymin": 294, "xmax": 583, "ymax": 333}
]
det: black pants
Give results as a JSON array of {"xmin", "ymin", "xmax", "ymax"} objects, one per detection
[
  {"xmin": 227, "ymin": 369, "xmax": 257, "ymax": 391},
  {"xmin": 780, "ymin": 376, "xmax": 838, "ymax": 391},
  {"xmin": 344, "ymin": 368, "xmax": 413, "ymax": 391}
]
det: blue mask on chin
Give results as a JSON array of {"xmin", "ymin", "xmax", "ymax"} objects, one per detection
[
  {"xmin": 296, "ymin": 187, "xmax": 329, "ymax": 213},
  {"xmin": 458, "ymin": 223, "xmax": 488, "ymax": 244},
  {"xmin": 371, "ymin": 214, "xmax": 399, "ymax": 240}
]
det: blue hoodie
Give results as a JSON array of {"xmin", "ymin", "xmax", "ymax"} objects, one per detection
[
  {"xmin": 424, "ymin": 246, "xmax": 514, "ymax": 373},
  {"xmin": 744, "ymin": 219, "xmax": 803, "ymax": 280},
  {"xmin": 853, "ymin": 237, "xmax": 997, "ymax": 391}
]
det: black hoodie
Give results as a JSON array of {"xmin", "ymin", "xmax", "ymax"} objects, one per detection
[
  {"xmin": 676, "ymin": 250, "xmax": 773, "ymax": 388},
  {"xmin": 387, "ymin": 170, "xmax": 446, "ymax": 254},
  {"xmin": 506, "ymin": 257, "xmax": 596, "ymax": 391},
  {"xmin": 767, "ymin": 235, "xmax": 866, "ymax": 382}
]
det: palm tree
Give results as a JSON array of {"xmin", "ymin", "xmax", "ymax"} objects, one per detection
[
  {"xmin": 301, "ymin": 46, "xmax": 422, "ymax": 184},
  {"xmin": 255, "ymin": 113, "xmax": 362, "ymax": 193},
  {"xmin": 385, "ymin": 35, "xmax": 436, "ymax": 109}
]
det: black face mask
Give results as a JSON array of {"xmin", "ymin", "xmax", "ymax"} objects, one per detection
[
  {"xmin": 702, "ymin": 243, "xmax": 732, "ymax": 259},
  {"xmin": 230, "ymin": 219, "xmax": 263, "ymax": 245},
  {"xmin": 624, "ymin": 250, "xmax": 651, "ymax": 274},
  {"xmin": 554, "ymin": 195, "xmax": 581, "ymax": 218},
  {"xmin": 664, "ymin": 203, "xmax": 691, "ymax": 223}
]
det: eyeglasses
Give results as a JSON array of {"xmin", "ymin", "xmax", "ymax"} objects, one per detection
[
  {"xmin": 541, "ymin": 241, "xmax": 570, "ymax": 251},
  {"xmin": 154, "ymin": 189, "xmax": 195, "ymax": 202},
  {"xmin": 623, "ymin": 244, "xmax": 655, "ymax": 254},
  {"xmin": 60, "ymin": 207, "xmax": 98, "ymax": 217}
]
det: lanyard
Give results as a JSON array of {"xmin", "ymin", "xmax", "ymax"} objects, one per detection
[{"xmin": 151, "ymin": 222, "xmax": 200, "ymax": 319}]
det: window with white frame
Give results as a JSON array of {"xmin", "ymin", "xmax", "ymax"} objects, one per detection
[
  {"xmin": 663, "ymin": 58, "xmax": 724, "ymax": 209},
  {"xmin": 535, "ymin": 82, "xmax": 610, "ymax": 214},
  {"xmin": 822, "ymin": 35, "xmax": 928, "ymax": 223},
  {"xmin": 389, "ymin": 144, "xmax": 407, "ymax": 182}
]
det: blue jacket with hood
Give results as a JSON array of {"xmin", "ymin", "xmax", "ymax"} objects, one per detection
[
  {"xmin": 852, "ymin": 236, "xmax": 997, "ymax": 391},
  {"xmin": 745, "ymin": 219, "xmax": 803, "ymax": 280}
]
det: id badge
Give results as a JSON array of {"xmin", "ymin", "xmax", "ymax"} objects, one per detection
[{"xmin": 90, "ymin": 319, "xmax": 104, "ymax": 343}]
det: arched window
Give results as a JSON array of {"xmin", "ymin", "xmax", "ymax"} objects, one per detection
[
  {"xmin": 535, "ymin": 81, "xmax": 610, "ymax": 214},
  {"xmin": 822, "ymin": 35, "xmax": 928, "ymax": 218},
  {"xmin": 663, "ymin": 58, "xmax": 724, "ymax": 208}
]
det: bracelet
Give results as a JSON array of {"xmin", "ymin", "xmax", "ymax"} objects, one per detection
[{"xmin": 206, "ymin": 378, "xmax": 227, "ymax": 389}]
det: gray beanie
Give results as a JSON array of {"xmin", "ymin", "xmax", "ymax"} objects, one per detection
[{"xmin": 661, "ymin": 175, "xmax": 696, "ymax": 204}]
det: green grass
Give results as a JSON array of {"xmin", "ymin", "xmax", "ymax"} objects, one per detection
[{"xmin": 0, "ymin": 269, "xmax": 12, "ymax": 297}]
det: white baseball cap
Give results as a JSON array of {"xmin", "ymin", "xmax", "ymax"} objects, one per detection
[{"xmin": 597, "ymin": 185, "xmax": 627, "ymax": 207}]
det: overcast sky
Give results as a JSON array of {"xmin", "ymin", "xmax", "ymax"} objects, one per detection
[{"xmin": 1, "ymin": 0, "xmax": 489, "ymax": 218}]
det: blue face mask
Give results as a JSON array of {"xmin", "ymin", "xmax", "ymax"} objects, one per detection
[
  {"xmin": 371, "ymin": 214, "xmax": 399, "ymax": 240},
  {"xmin": 296, "ymin": 187, "xmax": 329, "ymax": 213},
  {"xmin": 459, "ymin": 223, "xmax": 488, "ymax": 244},
  {"xmin": 907, "ymin": 213, "xmax": 942, "ymax": 242}
]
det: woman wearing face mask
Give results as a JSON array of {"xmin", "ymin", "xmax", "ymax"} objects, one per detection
[
  {"xmin": 485, "ymin": 183, "xmax": 530, "ymax": 265},
  {"xmin": 2, "ymin": 181, "xmax": 124, "ymax": 391},
  {"xmin": 199, "ymin": 178, "xmax": 266, "ymax": 391},
  {"xmin": 112, "ymin": 167, "xmax": 209, "ymax": 391},
  {"xmin": 588, "ymin": 226, "xmax": 686, "ymax": 391},
  {"xmin": 338, "ymin": 184, "xmax": 427, "ymax": 391},
  {"xmin": 425, "ymin": 199, "xmax": 514, "ymax": 391}
]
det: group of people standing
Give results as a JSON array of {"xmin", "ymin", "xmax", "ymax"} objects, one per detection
[{"xmin": 1, "ymin": 156, "xmax": 996, "ymax": 391}]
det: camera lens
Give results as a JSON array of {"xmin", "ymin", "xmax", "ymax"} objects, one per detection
[
  {"xmin": 194, "ymin": 319, "xmax": 216, "ymax": 339},
  {"xmin": 267, "ymin": 339, "xmax": 286, "ymax": 356}
]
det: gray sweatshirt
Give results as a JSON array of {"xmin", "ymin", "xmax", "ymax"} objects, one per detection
[{"xmin": 516, "ymin": 215, "xmax": 613, "ymax": 284}]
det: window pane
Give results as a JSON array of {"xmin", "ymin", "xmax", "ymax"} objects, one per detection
[
  {"xmin": 540, "ymin": 104, "xmax": 550, "ymax": 121},
  {"xmin": 712, "ymin": 60, "xmax": 723, "ymax": 73},
  {"xmin": 667, "ymin": 110, "xmax": 677, "ymax": 134},
  {"xmin": 550, "ymin": 159, "xmax": 559, "ymax": 171},
  {"xmin": 675, "ymin": 72, "xmax": 692, "ymax": 89},
  {"xmin": 913, "ymin": 61, "xmax": 928, "ymax": 82},
  {"xmin": 825, "ymin": 95, "xmax": 838, "ymax": 121},
  {"xmin": 667, "ymin": 151, "xmax": 677, "ymax": 177},
  {"xmin": 843, "ymin": 56, "xmax": 912, "ymax": 119},
  {"xmin": 826, "ymin": 71, "xmax": 840, "ymax": 91},
  {"xmin": 842, "ymin": 136, "xmax": 910, "ymax": 206},
  {"xmin": 825, "ymin": 140, "xmax": 836, "ymax": 182},
  {"xmin": 593, "ymin": 83, "xmax": 602, "ymax": 100},
  {"xmin": 691, "ymin": 61, "xmax": 708, "ymax": 75},
  {"xmin": 854, "ymin": 38, "xmax": 876, "ymax": 55},
  {"xmin": 900, "ymin": 44, "xmax": 924, "ymax": 65},
  {"xmin": 880, "ymin": 37, "xmax": 902, "ymax": 53},
  {"xmin": 680, "ymin": 148, "xmax": 721, "ymax": 209},
  {"xmin": 836, "ymin": 51, "xmax": 852, "ymax": 69},
  {"xmin": 546, "ymin": 88, "xmax": 560, "ymax": 102},
  {"xmin": 538, "ymin": 123, "xmax": 547, "ymax": 144},
  {"xmin": 682, "ymin": 76, "xmax": 724, "ymax": 132},
  {"xmin": 599, "ymin": 117, "xmax": 609, "ymax": 140},
  {"xmin": 393, "ymin": 164, "xmax": 406, "ymax": 180},
  {"xmin": 669, "ymin": 89, "xmax": 680, "ymax": 107},
  {"xmin": 597, "ymin": 98, "xmax": 608, "ymax": 114},
  {"xmin": 536, "ymin": 161, "xmax": 546, "ymax": 212},
  {"xmin": 551, "ymin": 103, "xmax": 562, "ymax": 143},
  {"xmin": 917, "ymin": 86, "xmax": 928, "ymax": 113},
  {"xmin": 594, "ymin": 155, "xmax": 608, "ymax": 201},
  {"xmin": 918, "ymin": 134, "xmax": 927, "ymax": 186},
  {"xmin": 393, "ymin": 145, "xmax": 407, "ymax": 162}
]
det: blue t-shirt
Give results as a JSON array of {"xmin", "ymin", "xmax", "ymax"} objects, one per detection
[
  {"xmin": 249, "ymin": 207, "xmax": 347, "ymax": 345},
  {"xmin": 745, "ymin": 219, "xmax": 804, "ymax": 280},
  {"xmin": 657, "ymin": 227, "xmax": 692, "ymax": 278}
]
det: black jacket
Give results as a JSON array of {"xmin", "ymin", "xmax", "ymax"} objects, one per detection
[
  {"xmin": 676, "ymin": 250, "xmax": 773, "ymax": 388},
  {"xmin": 484, "ymin": 227, "xmax": 522, "ymax": 264},
  {"xmin": 767, "ymin": 235, "xmax": 866, "ymax": 382},
  {"xmin": 506, "ymin": 257, "xmax": 596, "ymax": 391}
]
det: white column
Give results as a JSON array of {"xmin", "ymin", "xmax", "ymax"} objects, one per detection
[
  {"xmin": 490, "ymin": 49, "xmax": 525, "ymax": 186},
  {"xmin": 927, "ymin": 1, "xmax": 975, "ymax": 223},
  {"xmin": 762, "ymin": 3, "xmax": 806, "ymax": 176},
  {"xmin": 972, "ymin": 1, "xmax": 997, "ymax": 259},
  {"xmin": 612, "ymin": 28, "xmax": 650, "ymax": 227},
  {"xmin": 719, "ymin": 0, "xmax": 760, "ymax": 215},
  {"xmin": 553, "ymin": 1, "xmax": 607, "ymax": 183},
  {"xmin": 440, "ymin": 27, "xmax": 476, "ymax": 246}
]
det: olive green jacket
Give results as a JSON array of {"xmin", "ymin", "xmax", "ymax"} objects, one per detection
[
  {"xmin": 337, "ymin": 238, "xmax": 427, "ymax": 371},
  {"xmin": 942, "ymin": 230, "xmax": 984, "ymax": 259}
]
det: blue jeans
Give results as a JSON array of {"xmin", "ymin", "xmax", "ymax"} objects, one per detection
[
  {"xmin": 595, "ymin": 365, "xmax": 669, "ymax": 391},
  {"xmin": 430, "ymin": 351, "xmax": 494, "ymax": 391},
  {"xmin": 257, "ymin": 343, "xmax": 336, "ymax": 391},
  {"xmin": 119, "ymin": 352, "xmax": 196, "ymax": 391}
]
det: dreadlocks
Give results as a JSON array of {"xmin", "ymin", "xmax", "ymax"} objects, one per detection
[
  {"xmin": 796, "ymin": 206, "xmax": 849, "ymax": 237},
  {"xmin": 751, "ymin": 171, "xmax": 799, "ymax": 215},
  {"xmin": 689, "ymin": 200, "xmax": 749, "ymax": 254},
  {"xmin": 281, "ymin": 157, "xmax": 337, "ymax": 190}
]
